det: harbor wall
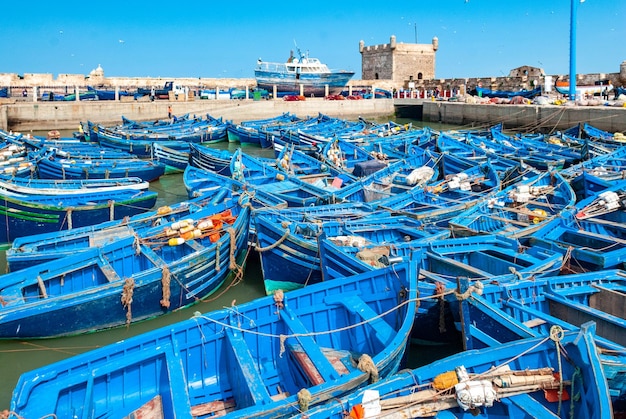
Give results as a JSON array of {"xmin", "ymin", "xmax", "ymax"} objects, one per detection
[
  {"xmin": 0, "ymin": 98, "xmax": 396, "ymax": 132},
  {"xmin": 2, "ymin": 98, "xmax": 625, "ymax": 133},
  {"xmin": 421, "ymin": 101, "xmax": 626, "ymax": 133}
]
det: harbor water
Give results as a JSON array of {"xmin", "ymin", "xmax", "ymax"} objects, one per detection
[{"xmin": 0, "ymin": 119, "xmax": 464, "ymax": 410}]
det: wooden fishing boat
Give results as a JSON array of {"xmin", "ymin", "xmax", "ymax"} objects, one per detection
[
  {"xmin": 226, "ymin": 112, "xmax": 301, "ymax": 146},
  {"xmin": 321, "ymin": 138, "xmax": 389, "ymax": 176},
  {"xmin": 333, "ymin": 150, "xmax": 439, "ymax": 204},
  {"xmin": 8, "ymin": 260, "xmax": 418, "ymax": 418},
  {"xmin": 375, "ymin": 158, "xmax": 501, "ymax": 226},
  {"xmin": 231, "ymin": 148, "xmax": 334, "ymax": 207},
  {"xmin": 574, "ymin": 178, "xmax": 626, "ymax": 224},
  {"xmin": 435, "ymin": 132, "xmax": 530, "ymax": 188},
  {"xmin": 464, "ymin": 132, "xmax": 566, "ymax": 171},
  {"xmin": 92, "ymin": 125, "xmax": 195, "ymax": 159},
  {"xmin": 528, "ymin": 208, "xmax": 626, "ymax": 272},
  {"xmin": 291, "ymin": 323, "xmax": 612, "ymax": 418},
  {"xmin": 318, "ymin": 233, "xmax": 563, "ymax": 288},
  {"xmin": 253, "ymin": 206, "xmax": 448, "ymax": 294},
  {"xmin": 36, "ymin": 150, "xmax": 166, "ymax": 182},
  {"xmin": 5, "ymin": 191, "xmax": 236, "ymax": 271},
  {"xmin": 89, "ymin": 116, "xmax": 228, "ymax": 157},
  {"xmin": 453, "ymin": 270, "xmax": 626, "ymax": 405},
  {"xmin": 183, "ymin": 165, "xmax": 288, "ymax": 211},
  {"xmin": 188, "ymin": 142, "xmax": 234, "ymax": 175},
  {"xmin": 0, "ymin": 173, "xmax": 149, "ymax": 195},
  {"xmin": 448, "ymin": 170, "xmax": 576, "ymax": 238},
  {"xmin": 0, "ymin": 195, "xmax": 251, "ymax": 338},
  {"xmin": 489, "ymin": 125, "xmax": 582, "ymax": 168},
  {"xmin": 151, "ymin": 141, "xmax": 189, "ymax": 172},
  {"xmin": 0, "ymin": 184, "xmax": 158, "ymax": 245},
  {"xmin": 471, "ymin": 85, "xmax": 543, "ymax": 99},
  {"xmin": 275, "ymin": 142, "xmax": 357, "ymax": 189},
  {"xmin": 561, "ymin": 145, "xmax": 626, "ymax": 183}
]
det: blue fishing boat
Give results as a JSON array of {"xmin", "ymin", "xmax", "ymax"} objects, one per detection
[
  {"xmin": 292, "ymin": 323, "xmax": 612, "ymax": 418},
  {"xmin": 275, "ymin": 142, "xmax": 357, "ymax": 189},
  {"xmin": 448, "ymin": 170, "xmax": 576, "ymax": 238},
  {"xmin": 231, "ymin": 148, "xmax": 334, "ymax": 207},
  {"xmin": 188, "ymin": 142, "xmax": 234, "ymax": 175},
  {"xmin": 8, "ymin": 260, "xmax": 418, "ymax": 418},
  {"xmin": 0, "ymin": 184, "xmax": 158, "ymax": 245},
  {"xmin": 528, "ymin": 209, "xmax": 626, "ymax": 272},
  {"xmin": 253, "ymin": 206, "xmax": 448, "ymax": 294},
  {"xmin": 318, "ymin": 233, "xmax": 563, "ymax": 288},
  {"xmin": 226, "ymin": 112, "xmax": 301, "ymax": 146},
  {"xmin": 435, "ymin": 132, "xmax": 530, "ymax": 188},
  {"xmin": 375, "ymin": 158, "xmax": 501, "ymax": 226},
  {"xmin": 490, "ymin": 125, "xmax": 582, "ymax": 168},
  {"xmin": 183, "ymin": 165, "xmax": 288, "ymax": 211},
  {"xmin": 36, "ymin": 150, "xmax": 166, "ymax": 182},
  {"xmin": 471, "ymin": 85, "xmax": 543, "ymax": 99},
  {"xmin": 86, "ymin": 85, "xmax": 132, "ymax": 100},
  {"xmin": 255, "ymin": 47, "xmax": 354, "ymax": 97},
  {"xmin": 464, "ymin": 132, "xmax": 566, "ymax": 171},
  {"xmin": 0, "ymin": 173, "xmax": 149, "ymax": 195},
  {"xmin": 561, "ymin": 145, "xmax": 626, "ymax": 182},
  {"xmin": 454, "ymin": 270, "xmax": 626, "ymax": 405},
  {"xmin": 0, "ymin": 195, "xmax": 250, "ymax": 338},
  {"xmin": 151, "ymin": 141, "xmax": 189, "ymax": 172},
  {"xmin": 5, "ymin": 191, "xmax": 235, "ymax": 271},
  {"xmin": 333, "ymin": 150, "xmax": 442, "ymax": 204},
  {"xmin": 321, "ymin": 138, "xmax": 390, "ymax": 176}
]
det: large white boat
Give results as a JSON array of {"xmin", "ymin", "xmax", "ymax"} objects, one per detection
[{"xmin": 255, "ymin": 48, "xmax": 354, "ymax": 97}]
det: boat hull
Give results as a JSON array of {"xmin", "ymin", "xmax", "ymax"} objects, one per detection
[{"xmin": 255, "ymin": 70, "xmax": 354, "ymax": 96}]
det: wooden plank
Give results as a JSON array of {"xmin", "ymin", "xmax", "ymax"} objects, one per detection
[
  {"xmin": 223, "ymin": 327, "xmax": 275, "ymax": 405},
  {"xmin": 191, "ymin": 399, "xmax": 235, "ymax": 417},
  {"xmin": 324, "ymin": 294, "xmax": 395, "ymax": 346},
  {"xmin": 123, "ymin": 395, "xmax": 163, "ymax": 419},
  {"xmin": 281, "ymin": 305, "xmax": 341, "ymax": 384}
]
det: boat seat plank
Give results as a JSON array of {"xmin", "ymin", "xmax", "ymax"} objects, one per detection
[
  {"xmin": 97, "ymin": 256, "xmax": 122, "ymax": 283},
  {"xmin": 428, "ymin": 252, "xmax": 493, "ymax": 280},
  {"xmin": 191, "ymin": 399, "xmax": 236, "ymax": 417},
  {"xmin": 550, "ymin": 284, "xmax": 599, "ymax": 298},
  {"xmin": 324, "ymin": 293, "xmax": 395, "ymax": 346},
  {"xmin": 280, "ymin": 305, "xmax": 342, "ymax": 384},
  {"xmin": 139, "ymin": 244, "xmax": 166, "ymax": 268},
  {"xmin": 223, "ymin": 327, "xmax": 275, "ymax": 406},
  {"xmin": 506, "ymin": 393, "xmax": 562, "ymax": 417},
  {"xmin": 184, "ymin": 238, "xmax": 205, "ymax": 252}
]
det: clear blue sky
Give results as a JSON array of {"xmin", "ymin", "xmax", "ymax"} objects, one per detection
[{"xmin": 1, "ymin": 0, "xmax": 624, "ymax": 80}]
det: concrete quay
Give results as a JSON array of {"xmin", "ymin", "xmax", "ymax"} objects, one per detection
[{"xmin": 1, "ymin": 98, "xmax": 625, "ymax": 133}]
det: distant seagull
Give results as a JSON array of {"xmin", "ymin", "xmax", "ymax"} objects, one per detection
[{"xmin": 119, "ymin": 39, "xmax": 125, "ymax": 44}]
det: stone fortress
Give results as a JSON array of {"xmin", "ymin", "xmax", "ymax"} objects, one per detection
[{"xmin": 0, "ymin": 35, "xmax": 625, "ymax": 99}]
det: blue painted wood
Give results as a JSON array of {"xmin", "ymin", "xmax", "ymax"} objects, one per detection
[
  {"xmin": 0, "ymin": 195, "xmax": 251, "ymax": 338},
  {"xmin": 9, "ymin": 260, "xmax": 418, "ymax": 419},
  {"xmin": 291, "ymin": 323, "xmax": 612, "ymax": 418}
]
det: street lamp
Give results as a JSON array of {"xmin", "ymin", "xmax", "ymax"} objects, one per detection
[{"xmin": 569, "ymin": 0, "xmax": 585, "ymax": 100}]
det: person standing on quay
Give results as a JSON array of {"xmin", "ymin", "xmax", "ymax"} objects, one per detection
[{"xmin": 168, "ymin": 105, "xmax": 172, "ymax": 120}]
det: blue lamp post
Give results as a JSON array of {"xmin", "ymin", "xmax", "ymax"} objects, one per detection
[{"xmin": 569, "ymin": 0, "xmax": 585, "ymax": 100}]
